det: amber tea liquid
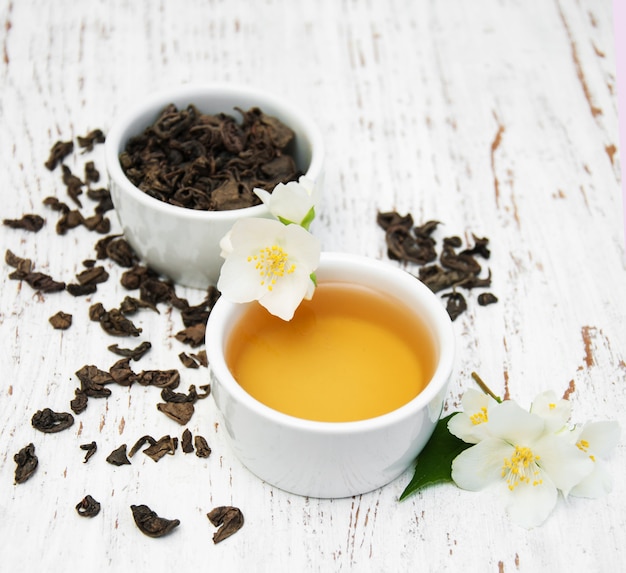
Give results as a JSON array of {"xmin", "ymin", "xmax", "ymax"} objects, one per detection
[{"xmin": 225, "ymin": 281, "xmax": 437, "ymax": 422}]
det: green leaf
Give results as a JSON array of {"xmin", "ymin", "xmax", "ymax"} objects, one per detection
[
  {"xmin": 300, "ymin": 206, "xmax": 316, "ymax": 231},
  {"xmin": 398, "ymin": 413, "xmax": 472, "ymax": 501}
]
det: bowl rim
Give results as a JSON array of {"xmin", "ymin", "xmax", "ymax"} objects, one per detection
[
  {"xmin": 104, "ymin": 82, "xmax": 325, "ymax": 221},
  {"xmin": 206, "ymin": 251, "xmax": 455, "ymax": 435}
]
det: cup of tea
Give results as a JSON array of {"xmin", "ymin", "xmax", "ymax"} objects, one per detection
[
  {"xmin": 206, "ymin": 252, "xmax": 455, "ymax": 498},
  {"xmin": 104, "ymin": 83, "xmax": 324, "ymax": 289}
]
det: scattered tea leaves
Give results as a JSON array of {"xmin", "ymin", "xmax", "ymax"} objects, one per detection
[
  {"xmin": 207, "ymin": 506, "xmax": 244, "ymax": 544},
  {"xmin": 377, "ymin": 211, "xmax": 498, "ymax": 320},
  {"xmin": 130, "ymin": 504, "xmax": 180, "ymax": 538},
  {"xmin": 32, "ymin": 408, "xmax": 75, "ymax": 433},
  {"xmin": 14, "ymin": 443, "xmax": 38, "ymax": 484},
  {"xmin": 76, "ymin": 495, "xmax": 101, "ymax": 518}
]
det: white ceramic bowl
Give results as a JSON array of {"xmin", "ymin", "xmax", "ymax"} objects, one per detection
[
  {"xmin": 105, "ymin": 84, "xmax": 324, "ymax": 288},
  {"xmin": 206, "ymin": 252, "xmax": 455, "ymax": 498}
]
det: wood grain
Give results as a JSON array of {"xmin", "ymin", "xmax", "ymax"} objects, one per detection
[{"xmin": 1, "ymin": 0, "xmax": 624, "ymax": 571}]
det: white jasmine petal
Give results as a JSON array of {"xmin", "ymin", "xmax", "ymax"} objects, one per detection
[
  {"xmin": 451, "ymin": 438, "xmax": 512, "ymax": 491},
  {"xmin": 569, "ymin": 420, "xmax": 620, "ymax": 499},
  {"xmin": 532, "ymin": 434, "xmax": 594, "ymax": 496},
  {"xmin": 253, "ymin": 176, "xmax": 318, "ymax": 227},
  {"xmin": 488, "ymin": 400, "xmax": 545, "ymax": 444},
  {"xmin": 447, "ymin": 389, "xmax": 498, "ymax": 444},
  {"xmin": 530, "ymin": 390, "xmax": 572, "ymax": 432},
  {"xmin": 503, "ymin": 473, "xmax": 558, "ymax": 529},
  {"xmin": 217, "ymin": 218, "xmax": 320, "ymax": 320}
]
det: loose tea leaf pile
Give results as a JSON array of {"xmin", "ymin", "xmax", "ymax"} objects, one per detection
[
  {"xmin": 377, "ymin": 211, "xmax": 498, "ymax": 320},
  {"xmin": 120, "ymin": 104, "xmax": 301, "ymax": 210}
]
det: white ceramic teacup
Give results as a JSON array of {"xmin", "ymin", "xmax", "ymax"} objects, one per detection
[
  {"xmin": 205, "ymin": 252, "xmax": 455, "ymax": 498},
  {"xmin": 105, "ymin": 84, "xmax": 324, "ymax": 288}
]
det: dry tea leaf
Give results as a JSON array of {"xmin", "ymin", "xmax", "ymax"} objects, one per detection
[
  {"xmin": 70, "ymin": 389, "xmax": 89, "ymax": 414},
  {"xmin": 76, "ymin": 495, "xmax": 101, "ymax": 518},
  {"xmin": 98, "ymin": 308, "xmax": 143, "ymax": 337},
  {"xmin": 175, "ymin": 323, "xmax": 206, "ymax": 347},
  {"xmin": 179, "ymin": 352, "xmax": 200, "ymax": 369},
  {"xmin": 129, "ymin": 435, "xmax": 157, "ymax": 457},
  {"xmin": 80, "ymin": 441, "xmax": 97, "ymax": 463},
  {"xmin": 75, "ymin": 266, "xmax": 109, "ymax": 286},
  {"xmin": 49, "ymin": 311, "xmax": 72, "ymax": 330},
  {"xmin": 106, "ymin": 444, "xmax": 131, "ymax": 466},
  {"xmin": 191, "ymin": 350, "xmax": 208, "ymax": 367},
  {"xmin": 137, "ymin": 369, "xmax": 180, "ymax": 389},
  {"xmin": 478, "ymin": 292, "xmax": 498, "ymax": 306},
  {"xmin": 156, "ymin": 402, "xmax": 195, "ymax": 425},
  {"xmin": 119, "ymin": 296, "xmax": 158, "ymax": 315},
  {"xmin": 84, "ymin": 160, "xmax": 100, "ymax": 183},
  {"xmin": 66, "ymin": 283, "xmax": 97, "ymax": 296},
  {"xmin": 160, "ymin": 384, "xmax": 204, "ymax": 404},
  {"xmin": 442, "ymin": 291, "xmax": 467, "ymax": 322},
  {"xmin": 130, "ymin": 504, "xmax": 180, "ymax": 538},
  {"xmin": 143, "ymin": 435, "xmax": 178, "ymax": 462},
  {"xmin": 77, "ymin": 129, "xmax": 105, "ymax": 151},
  {"xmin": 109, "ymin": 357, "xmax": 138, "ymax": 386},
  {"xmin": 14, "ymin": 443, "xmax": 38, "ymax": 484},
  {"xmin": 181, "ymin": 429, "xmax": 194, "ymax": 453},
  {"xmin": 5, "ymin": 249, "xmax": 32, "ymax": 273},
  {"xmin": 75, "ymin": 364, "xmax": 114, "ymax": 397},
  {"xmin": 45, "ymin": 139, "xmax": 74, "ymax": 170},
  {"xmin": 32, "ymin": 408, "xmax": 74, "ymax": 433},
  {"xmin": 3, "ymin": 214, "xmax": 45, "ymax": 232},
  {"xmin": 194, "ymin": 435, "xmax": 211, "ymax": 458},
  {"xmin": 108, "ymin": 341, "xmax": 152, "ymax": 361},
  {"xmin": 207, "ymin": 506, "xmax": 244, "ymax": 544}
]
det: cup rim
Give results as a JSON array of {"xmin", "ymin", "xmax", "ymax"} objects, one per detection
[
  {"xmin": 206, "ymin": 252, "xmax": 455, "ymax": 434},
  {"xmin": 104, "ymin": 82, "xmax": 325, "ymax": 222}
]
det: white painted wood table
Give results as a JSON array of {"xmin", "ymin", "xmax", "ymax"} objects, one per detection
[{"xmin": 1, "ymin": 1, "xmax": 624, "ymax": 571}]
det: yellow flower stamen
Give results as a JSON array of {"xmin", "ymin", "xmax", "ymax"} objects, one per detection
[
  {"xmin": 501, "ymin": 446, "xmax": 543, "ymax": 491},
  {"xmin": 250, "ymin": 244, "xmax": 296, "ymax": 291},
  {"xmin": 576, "ymin": 439, "xmax": 595, "ymax": 462},
  {"xmin": 470, "ymin": 407, "xmax": 488, "ymax": 425},
  {"xmin": 549, "ymin": 403, "xmax": 556, "ymax": 410}
]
